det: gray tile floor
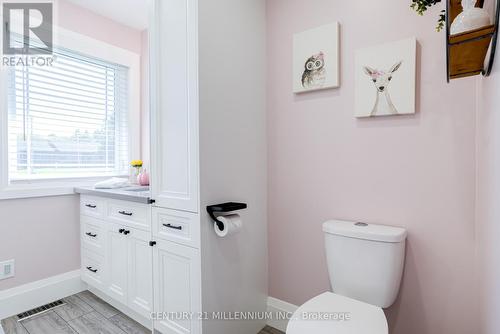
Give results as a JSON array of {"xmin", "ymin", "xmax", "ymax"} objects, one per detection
[
  {"xmin": 258, "ymin": 326, "xmax": 284, "ymax": 334},
  {"xmin": 1, "ymin": 291, "xmax": 284, "ymax": 334},
  {"xmin": 1, "ymin": 291, "xmax": 149, "ymax": 334}
]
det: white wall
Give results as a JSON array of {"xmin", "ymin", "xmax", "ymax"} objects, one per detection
[{"xmin": 198, "ymin": 0, "xmax": 268, "ymax": 333}]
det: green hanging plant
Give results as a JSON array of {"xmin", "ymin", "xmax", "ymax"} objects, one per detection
[{"xmin": 411, "ymin": 0, "xmax": 446, "ymax": 31}]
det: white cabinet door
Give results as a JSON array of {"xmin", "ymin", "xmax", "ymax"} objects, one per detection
[
  {"xmin": 106, "ymin": 223, "xmax": 128, "ymax": 305},
  {"xmin": 153, "ymin": 240, "xmax": 201, "ymax": 334},
  {"xmin": 127, "ymin": 228, "xmax": 154, "ymax": 319},
  {"xmin": 150, "ymin": 0, "xmax": 199, "ymax": 213}
]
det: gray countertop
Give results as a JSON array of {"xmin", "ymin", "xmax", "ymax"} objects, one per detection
[{"xmin": 74, "ymin": 186, "xmax": 152, "ymax": 204}]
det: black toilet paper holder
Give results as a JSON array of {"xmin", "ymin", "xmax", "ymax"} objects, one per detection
[{"xmin": 206, "ymin": 202, "xmax": 247, "ymax": 231}]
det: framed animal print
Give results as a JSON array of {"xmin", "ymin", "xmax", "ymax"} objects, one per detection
[
  {"xmin": 293, "ymin": 22, "xmax": 340, "ymax": 93},
  {"xmin": 355, "ymin": 38, "xmax": 417, "ymax": 117}
]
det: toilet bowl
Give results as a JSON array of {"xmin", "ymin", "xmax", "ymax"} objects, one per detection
[
  {"xmin": 287, "ymin": 292, "xmax": 388, "ymax": 334},
  {"xmin": 286, "ymin": 220, "xmax": 406, "ymax": 334}
]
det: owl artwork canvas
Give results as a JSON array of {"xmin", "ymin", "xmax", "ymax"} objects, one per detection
[
  {"xmin": 293, "ymin": 23, "xmax": 339, "ymax": 93},
  {"xmin": 301, "ymin": 52, "xmax": 326, "ymax": 89}
]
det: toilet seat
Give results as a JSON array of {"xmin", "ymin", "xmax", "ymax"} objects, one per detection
[{"xmin": 286, "ymin": 292, "xmax": 388, "ymax": 334}]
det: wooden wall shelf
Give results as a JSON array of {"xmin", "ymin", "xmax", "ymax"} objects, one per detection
[{"xmin": 446, "ymin": 0, "xmax": 500, "ymax": 81}]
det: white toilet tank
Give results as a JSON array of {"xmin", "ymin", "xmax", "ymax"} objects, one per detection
[{"xmin": 323, "ymin": 220, "xmax": 407, "ymax": 309}]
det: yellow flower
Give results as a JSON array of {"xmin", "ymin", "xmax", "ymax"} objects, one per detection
[{"xmin": 130, "ymin": 160, "xmax": 143, "ymax": 167}]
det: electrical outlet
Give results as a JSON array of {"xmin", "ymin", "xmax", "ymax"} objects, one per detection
[{"xmin": 0, "ymin": 259, "xmax": 15, "ymax": 280}]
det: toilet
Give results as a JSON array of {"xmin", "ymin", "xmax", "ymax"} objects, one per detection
[{"xmin": 287, "ymin": 220, "xmax": 407, "ymax": 334}]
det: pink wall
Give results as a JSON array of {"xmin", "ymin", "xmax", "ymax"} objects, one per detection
[
  {"xmin": 476, "ymin": 44, "xmax": 500, "ymax": 334},
  {"xmin": 0, "ymin": 2, "xmax": 144, "ymax": 291},
  {"xmin": 57, "ymin": 0, "xmax": 142, "ymax": 54},
  {"xmin": 266, "ymin": 1, "xmax": 478, "ymax": 334},
  {"xmin": 0, "ymin": 196, "xmax": 79, "ymax": 290}
]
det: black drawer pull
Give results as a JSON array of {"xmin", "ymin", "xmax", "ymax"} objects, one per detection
[
  {"xmin": 86, "ymin": 266, "xmax": 98, "ymax": 273},
  {"xmin": 119, "ymin": 229, "xmax": 125, "ymax": 234},
  {"xmin": 85, "ymin": 204, "xmax": 97, "ymax": 208},
  {"xmin": 123, "ymin": 230, "xmax": 131, "ymax": 235},
  {"xmin": 85, "ymin": 232, "xmax": 97, "ymax": 238},
  {"xmin": 163, "ymin": 223, "xmax": 183, "ymax": 231},
  {"xmin": 118, "ymin": 210, "xmax": 133, "ymax": 216}
]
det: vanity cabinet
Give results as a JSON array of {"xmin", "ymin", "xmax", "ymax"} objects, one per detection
[
  {"xmin": 79, "ymin": 195, "xmax": 154, "ymax": 320},
  {"xmin": 78, "ymin": 192, "xmax": 199, "ymax": 331}
]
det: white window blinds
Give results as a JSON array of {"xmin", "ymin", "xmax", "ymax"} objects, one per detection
[{"xmin": 7, "ymin": 48, "xmax": 129, "ymax": 181}]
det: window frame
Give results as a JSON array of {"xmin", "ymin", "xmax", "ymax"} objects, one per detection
[{"xmin": 0, "ymin": 26, "xmax": 141, "ymax": 200}]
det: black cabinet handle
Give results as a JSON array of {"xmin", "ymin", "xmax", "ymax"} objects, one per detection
[
  {"xmin": 118, "ymin": 210, "xmax": 133, "ymax": 216},
  {"xmin": 163, "ymin": 223, "xmax": 182, "ymax": 231},
  {"xmin": 86, "ymin": 266, "xmax": 98, "ymax": 273},
  {"xmin": 119, "ymin": 229, "xmax": 125, "ymax": 234},
  {"xmin": 86, "ymin": 232, "xmax": 97, "ymax": 238},
  {"xmin": 85, "ymin": 204, "xmax": 97, "ymax": 208},
  {"xmin": 123, "ymin": 230, "xmax": 130, "ymax": 235},
  {"xmin": 149, "ymin": 241, "xmax": 157, "ymax": 247}
]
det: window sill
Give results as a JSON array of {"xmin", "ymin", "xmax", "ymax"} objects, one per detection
[
  {"xmin": 0, "ymin": 177, "xmax": 127, "ymax": 200},
  {"xmin": 0, "ymin": 185, "xmax": 78, "ymax": 200}
]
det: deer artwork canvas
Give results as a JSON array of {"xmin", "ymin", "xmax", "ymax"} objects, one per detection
[{"xmin": 355, "ymin": 38, "xmax": 417, "ymax": 117}]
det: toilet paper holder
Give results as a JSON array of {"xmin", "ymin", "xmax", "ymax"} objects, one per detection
[{"xmin": 207, "ymin": 202, "xmax": 247, "ymax": 230}]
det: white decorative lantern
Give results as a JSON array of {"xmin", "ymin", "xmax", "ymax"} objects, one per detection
[{"xmin": 451, "ymin": 0, "xmax": 491, "ymax": 35}]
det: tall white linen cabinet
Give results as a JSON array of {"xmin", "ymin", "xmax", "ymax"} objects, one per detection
[{"xmin": 149, "ymin": 1, "xmax": 267, "ymax": 334}]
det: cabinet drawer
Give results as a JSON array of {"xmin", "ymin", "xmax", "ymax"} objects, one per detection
[
  {"xmin": 107, "ymin": 200, "xmax": 151, "ymax": 231},
  {"xmin": 80, "ymin": 196, "xmax": 106, "ymax": 218},
  {"xmin": 153, "ymin": 207, "xmax": 199, "ymax": 248},
  {"xmin": 81, "ymin": 216, "xmax": 105, "ymax": 255},
  {"xmin": 107, "ymin": 222, "xmax": 151, "ymax": 242},
  {"xmin": 82, "ymin": 249, "xmax": 105, "ymax": 290}
]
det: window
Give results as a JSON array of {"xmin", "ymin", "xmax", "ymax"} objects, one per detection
[{"xmin": 7, "ymin": 48, "xmax": 129, "ymax": 181}]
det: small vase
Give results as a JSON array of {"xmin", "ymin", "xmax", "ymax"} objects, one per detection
[
  {"xmin": 451, "ymin": 0, "xmax": 491, "ymax": 35},
  {"xmin": 137, "ymin": 169, "xmax": 150, "ymax": 186},
  {"xmin": 130, "ymin": 167, "xmax": 142, "ymax": 185}
]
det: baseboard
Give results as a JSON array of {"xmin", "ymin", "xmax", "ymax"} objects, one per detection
[
  {"xmin": 266, "ymin": 296, "xmax": 299, "ymax": 333},
  {"xmin": 0, "ymin": 270, "xmax": 86, "ymax": 320}
]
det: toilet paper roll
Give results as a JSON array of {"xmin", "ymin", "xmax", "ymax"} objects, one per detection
[{"xmin": 214, "ymin": 214, "xmax": 243, "ymax": 238}]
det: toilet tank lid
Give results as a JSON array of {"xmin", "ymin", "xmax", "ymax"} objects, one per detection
[{"xmin": 323, "ymin": 220, "xmax": 407, "ymax": 243}]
